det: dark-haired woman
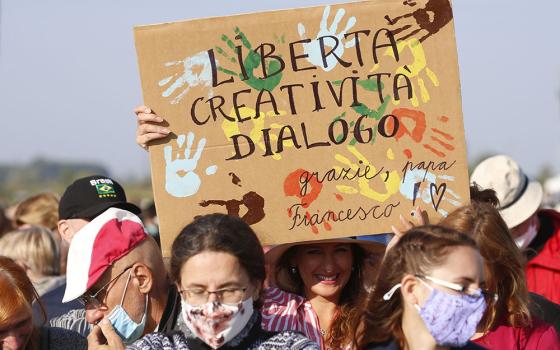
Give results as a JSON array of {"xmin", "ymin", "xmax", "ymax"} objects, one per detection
[
  {"xmin": 352, "ymin": 225, "xmax": 488, "ymax": 350},
  {"xmin": 440, "ymin": 187, "xmax": 560, "ymax": 349},
  {"xmin": 90, "ymin": 213, "xmax": 319, "ymax": 350},
  {"xmin": 263, "ymin": 238, "xmax": 384, "ymax": 350},
  {"xmin": 133, "ymin": 106, "xmax": 386, "ymax": 350}
]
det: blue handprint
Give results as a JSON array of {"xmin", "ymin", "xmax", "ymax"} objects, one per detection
[{"xmin": 164, "ymin": 132, "xmax": 216, "ymax": 197}]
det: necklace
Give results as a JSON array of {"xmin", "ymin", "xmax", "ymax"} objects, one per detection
[{"xmin": 320, "ymin": 328, "xmax": 326, "ymax": 336}]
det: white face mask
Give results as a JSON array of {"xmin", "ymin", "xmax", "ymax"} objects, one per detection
[
  {"xmin": 515, "ymin": 222, "xmax": 538, "ymax": 249},
  {"xmin": 181, "ymin": 297, "xmax": 254, "ymax": 349}
]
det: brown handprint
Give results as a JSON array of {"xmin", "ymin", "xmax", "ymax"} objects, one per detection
[
  {"xmin": 199, "ymin": 191, "xmax": 265, "ymax": 225},
  {"xmin": 385, "ymin": 0, "xmax": 453, "ymax": 43}
]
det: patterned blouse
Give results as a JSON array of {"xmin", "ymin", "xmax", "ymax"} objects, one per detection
[{"xmin": 261, "ymin": 287, "xmax": 325, "ymax": 349}]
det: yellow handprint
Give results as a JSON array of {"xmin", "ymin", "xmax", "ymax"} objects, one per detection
[
  {"xmin": 335, "ymin": 146, "xmax": 401, "ymax": 202},
  {"xmin": 221, "ymin": 107, "xmax": 291, "ymax": 161},
  {"xmin": 371, "ymin": 38, "xmax": 439, "ymax": 107}
]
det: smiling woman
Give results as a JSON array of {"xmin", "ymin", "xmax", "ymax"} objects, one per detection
[
  {"xmin": 263, "ymin": 238, "xmax": 385, "ymax": 350},
  {"xmin": 0, "ymin": 256, "xmax": 86, "ymax": 350}
]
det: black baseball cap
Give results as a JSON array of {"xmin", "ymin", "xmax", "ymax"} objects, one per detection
[{"xmin": 58, "ymin": 175, "xmax": 141, "ymax": 220}]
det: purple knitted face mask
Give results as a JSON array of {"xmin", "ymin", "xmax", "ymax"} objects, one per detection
[
  {"xmin": 415, "ymin": 276, "xmax": 486, "ymax": 347},
  {"xmin": 383, "ymin": 275, "xmax": 487, "ymax": 347}
]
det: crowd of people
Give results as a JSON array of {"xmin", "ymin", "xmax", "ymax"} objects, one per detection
[{"xmin": 0, "ymin": 108, "xmax": 559, "ymax": 350}]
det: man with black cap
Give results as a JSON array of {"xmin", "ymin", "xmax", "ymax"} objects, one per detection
[
  {"xmin": 57, "ymin": 175, "xmax": 142, "ymax": 243},
  {"xmin": 471, "ymin": 155, "xmax": 560, "ymax": 307},
  {"xmin": 51, "ymin": 175, "xmax": 182, "ymax": 342}
]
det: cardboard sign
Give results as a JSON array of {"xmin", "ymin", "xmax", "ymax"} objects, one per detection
[{"xmin": 134, "ymin": 0, "xmax": 469, "ymax": 256}]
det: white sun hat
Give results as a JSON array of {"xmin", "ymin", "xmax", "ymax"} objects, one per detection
[{"xmin": 470, "ymin": 155, "xmax": 543, "ymax": 228}]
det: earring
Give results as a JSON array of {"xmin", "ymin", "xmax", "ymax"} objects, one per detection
[{"xmin": 289, "ymin": 267, "xmax": 298, "ymax": 275}]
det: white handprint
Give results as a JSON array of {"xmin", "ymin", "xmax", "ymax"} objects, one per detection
[
  {"xmin": 297, "ymin": 6, "xmax": 357, "ymax": 72},
  {"xmin": 399, "ymin": 169, "xmax": 460, "ymax": 217},
  {"xmin": 158, "ymin": 51, "xmax": 215, "ymax": 105},
  {"xmin": 164, "ymin": 132, "xmax": 216, "ymax": 197}
]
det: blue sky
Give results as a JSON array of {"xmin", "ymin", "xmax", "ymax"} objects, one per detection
[{"xmin": 1, "ymin": 0, "xmax": 559, "ymax": 179}]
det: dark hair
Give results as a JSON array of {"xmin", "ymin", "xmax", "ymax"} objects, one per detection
[
  {"xmin": 440, "ymin": 185, "xmax": 531, "ymax": 331},
  {"xmin": 276, "ymin": 243, "xmax": 368, "ymax": 349},
  {"xmin": 170, "ymin": 214, "xmax": 265, "ymax": 287},
  {"xmin": 353, "ymin": 225, "xmax": 478, "ymax": 349}
]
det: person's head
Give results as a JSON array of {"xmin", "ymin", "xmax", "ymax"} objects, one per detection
[
  {"xmin": 471, "ymin": 155, "xmax": 543, "ymax": 248},
  {"xmin": 0, "ymin": 226, "xmax": 60, "ymax": 283},
  {"xmin": 0, "ymin": 206, "xmax": 14, "ymax": 240},
  {"xmin": 0, "ymin": 256, "xmax": 45, "ymax": 350},
  {"xmin": 355, "ymin": 225, "xmax": 487, "ymax": 349},
  {"xmin": 267, "ymin": 238, "xmax": 384, "ymax": 348},
  {"xmin": 62, "ymin": 208, "xmax": 166, "ymax": 343},
  {"xmin": 440, "ymin": 186, "xmax": 531, "ymax": 332},
  {"xmin": 170, "ymin": 214, "xmax": 265, "ymax": 349},
  {"xmin": 272, "ymin": 242, "xmax": 368, "ymax": 302},
  {"xmin": 57, "ymin": 175, "xmax": 141, "ymax": 243},
  {"xmin": 13, "ymin": 193, "xmax": 59, "ymax": 232}
]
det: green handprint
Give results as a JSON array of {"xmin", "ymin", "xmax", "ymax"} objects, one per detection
[
  {"xmin": 216, "ymin": 27, "xmax": 283, "ymax": 92},
  {"xmin": 330, "ymin": 78, "xmax": 392, "ymax": 145}
]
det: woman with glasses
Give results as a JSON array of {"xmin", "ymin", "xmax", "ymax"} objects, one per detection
[
  {"xmin": 439, "ymin": 187, "xmax": 560, "ymax": 350},
  {"xmin": 133, "ymin": 106, "xmax": 387, "ymax": 350},
  {"xmin": 0, "ymin": 256, "xmax": 86, "ymax": 350},
  {"xmin": 90, "ymin": 213, "xmax": 319, "ymax": 349},
  {"xmin": 351, "ymin": 225, "xmax": 488, "ymax": 350}
]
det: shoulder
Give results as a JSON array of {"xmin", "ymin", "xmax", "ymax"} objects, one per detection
[
  {"xmin": 41, "ymin": 326, "xmax": 87, "ymax": 350},
  {"xmin": 263, "ymin": 287, "xmax": 305, "ymax": 304},
  {"xmin": 528, "ymin": 318, "xmax": 560, "ymax": 348},
  {"xmin": 49, "ymin": 309, "xmax": 90, "ymax": 336},
  {"xmin": 127, "ymin": 331, "xmax": 190, "ymax": 350},
  {"xmin": 257, "ymin": 330, "xmax": 320, "ymax": 350},
  {"xmin": 262, "ymin": 287, "xmax": 307, "ymax": 315}
]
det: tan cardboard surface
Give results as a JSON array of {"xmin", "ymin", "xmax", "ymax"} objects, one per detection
[{"xmin": 134, "ymin": 0, "xmax": 469, "ymax": 256}]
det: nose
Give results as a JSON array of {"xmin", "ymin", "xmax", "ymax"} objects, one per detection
[
  {"xmin": 207, "ymin": 291, "xmax": 219, "ymax": 303},
  {"xmin": 85, "ymin": 308, "xmax": 106, "ymax": 325},
  {"xmin": 323, "ymin": 252, "xmax": 335, "ymax": 273}
]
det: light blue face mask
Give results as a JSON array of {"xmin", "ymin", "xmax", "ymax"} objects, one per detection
[{"xmin": 106, "ymin": 269, "xmax": 148, "ymax": 344}]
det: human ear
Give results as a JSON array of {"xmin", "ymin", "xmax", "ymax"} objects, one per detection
[
  {"xmin": 57, "ymin": 220, "xmax": 72, "ymax": 243},
  {"xmin": 131, "ymin": 263, "xmax": 153, "ymax": 294},
  {"xmin": 400, "ymin": 274, "xmax": 420, "ymax": 306}
]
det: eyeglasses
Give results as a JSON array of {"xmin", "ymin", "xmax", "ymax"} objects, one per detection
[
  {"xmin": 416, "ymin": 274, "xmax": 498, "ymax": 303},
  {"xmin": 77, "ymin": 265, "xmax": 133, "ymax": 308},
  {"xmin": 178, "ymin": 287, "xmax": 248, "ymax": 306}
]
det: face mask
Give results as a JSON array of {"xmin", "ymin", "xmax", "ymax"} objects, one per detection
[
  {"xmin": 383, "ymin": 277, "xmax": 487, "ymax": 347},
  {"xmin": 415, "ymin": 278, "xmax": 486, "ymax": 347},
  {"xmin": 515, "ymin": 222, "xmax": 538, "ymax": 249},
  {"xmin": 181, "ymin": 297, "xmax": 254, "ymax": 349},
  {"xmin": 106, "ymin": 270, "xmax": 148, "ymax": 344}
]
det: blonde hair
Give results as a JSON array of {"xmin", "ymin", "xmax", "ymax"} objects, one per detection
[
  {"xmin": 14, "ymin": 193, "xmax": 59, "ymax": 231},
  {"xmin": 0, "ymin": 226, "xmax": 60, "ymax": 276}
]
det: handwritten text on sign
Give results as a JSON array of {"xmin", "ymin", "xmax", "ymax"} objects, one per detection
[{"xmin": 134, "ymin": 0, "xmax": 468, "ymax": 256}]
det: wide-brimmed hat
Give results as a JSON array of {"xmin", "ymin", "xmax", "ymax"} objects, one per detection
[
  {"xmin": 265, "ymin": 237, "xmax": 386, "ymax": 265},
  {"xmin": 470, "ymin": 155, "xmax": 543, "ymax": 228}
]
